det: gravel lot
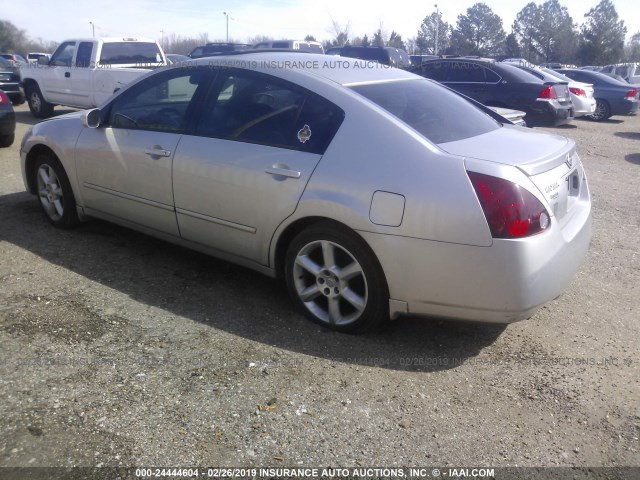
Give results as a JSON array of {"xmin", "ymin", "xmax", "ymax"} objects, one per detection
[{"xmin": 0, "ymin": 104, "xmax": 638, "ymax": 473}]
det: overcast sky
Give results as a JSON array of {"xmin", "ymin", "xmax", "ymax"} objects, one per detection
[{"xmin": 4, "ymin": 0, "xmax": 639, "ymax": 47}]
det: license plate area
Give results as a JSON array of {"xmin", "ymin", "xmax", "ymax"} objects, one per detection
[{"xmin": 553, "ymin": 168, "xmax": 581, "ymax": 218}]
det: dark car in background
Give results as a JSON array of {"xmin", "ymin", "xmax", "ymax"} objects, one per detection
[
  {"xmin": 410, "ymin": 54, "xmax": 438, "ymax": 66},
  {"xmin": 189, "ymin": 43, "xmax": 251, "ymax": 59},
  {"xmin": 337, "ymin": 45, "xmax": 412, "ymax": 68},
  {"xmin": 0, "ymin": 89, "xmax": 16, "ymax": 147},
  {"xmin": 410, "ymin": 58, "xmax": 574, "ymax": 126},
  {"xmin": 0, "ymin": 57, "xmax": 24, "ymax": 105},
  {"xmin": 556, "ymin": 69, "xmax": 639, "ymax": 121}
]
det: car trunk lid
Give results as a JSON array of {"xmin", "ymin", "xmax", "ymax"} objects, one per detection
[{"xmin": 440, "ymin": 127, "xmax": 585, "ymax": 222}]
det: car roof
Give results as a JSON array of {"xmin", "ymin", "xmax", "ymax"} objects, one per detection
[{"xmin": 190, "ymin": 52, "xmax": 416, "ymax": 86}]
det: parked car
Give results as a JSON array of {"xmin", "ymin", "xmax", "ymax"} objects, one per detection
[
  {"xmin": 27, "ymin": 52, "xmax": 50, "ymax": 65},
  {"xmin": 337, "ymin": 45, "xmax": 412, "ymax": 68},
  {"xmin": 0, "ymin": 89, "xmax": 16, "ymax": 147},
  {"xmin": 0, "ymin": 53, "xmax": 28, "ymax": 66},
  {"xmin": 21, "ymin": 37, "xmax": 168, "ymax": 118},
  {"xmin": 410, "ymin": 58, "xmax": 574, "ymax": 126},
  {"xmin": 252, "ymin": 40, "xmax": 324, "ymax": 54},
  {"xmin": 601, "ymin": 63, "xmax": 640, "ymax": 85},
  {"xmin": 556, "ymin": 69, "xmax": 639, "ymax": 121},
  {"xmin": 0, "ymin": 57, "xmax": 25, "ymax": 104},
  {"xmin": 516, "ymin": 65, "xmax": 596, "ymax": 117},
  {"xmin": 189, "ymin": 43, "xmax": 251, "ymax": 58},
  {"xmin": 410, "ymin": 54, "xmax": 438, "ymax": 66},
  {"xmin": 20, "ymin": 52, "xmax": 591, "ymax": 333}
]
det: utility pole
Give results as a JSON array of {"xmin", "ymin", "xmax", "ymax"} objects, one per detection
[
  {"xmin": 434, "ymin": 4, "xmax": 439, "ymax": 56},
  {"xmin": 223, "ymin": 12, "xmax": 229, "ymax": 42},
  {"xmin": 90, "ymin": 21, "xmax": 95, "ymax": 38}
]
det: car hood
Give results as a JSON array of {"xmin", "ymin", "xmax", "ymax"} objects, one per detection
[{"xmin": 439, "ymin": 125, "xmax": 573, "ymax": 176}]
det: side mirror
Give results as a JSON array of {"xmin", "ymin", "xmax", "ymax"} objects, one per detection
[
  {"xmin": 81, "ymin": 108, "xmax": 101, "ymax": 128},
  {"xmin": 37, "ymin": 57, "xmax": 50, "ymax": 66}
]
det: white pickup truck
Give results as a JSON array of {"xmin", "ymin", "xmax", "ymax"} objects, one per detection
[{"xmin": 21, "ymin": 37, "xmax": 167, "ymax": 118}]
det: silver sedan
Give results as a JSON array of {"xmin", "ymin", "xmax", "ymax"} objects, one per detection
[{"xmin": 20, "ymin": 53, "xmax": 592, "ymax": 333}]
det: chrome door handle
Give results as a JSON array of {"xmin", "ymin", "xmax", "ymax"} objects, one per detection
[
  {"xmin": 265, "ymin": 167, "xmax": 301, "ymax": 179},
  {"xmin": 145, "ymin": 148, "xmax": 171, "ymax": 157}
]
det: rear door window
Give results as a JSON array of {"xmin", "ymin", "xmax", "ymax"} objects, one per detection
[
  {"xmin": 196, "ymin": 70, "xmax": 344, "ymax": 154},
  {"xmin": 75, "ymin": 42, "xmax": 93, "ymax": 68},
  {"xmin": 446, "ymin": 62, "xmax": 486, "ymax": 82},
  {"xmin": 414, "ymin": 61, "xmax": 449, "ymax": 82}
]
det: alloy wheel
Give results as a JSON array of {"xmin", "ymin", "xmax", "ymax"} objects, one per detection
[{"xmin": 292, "ymin": 240, "xmax": 368, "ymax": 326}]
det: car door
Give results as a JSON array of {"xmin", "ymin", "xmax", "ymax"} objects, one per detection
[
  {"xmin": 67, "ymin": 41, "xmax": 94, "ymax": 107},
  {"xmin": 75, "ymin": 67, "xmax": 212, "ymax": 235},
  {"xmin": 172, "ymin": 69, "xmax": 344, "ymax": 265},
  {"xmin": 41, "ymin": 41, "xmax": 76, "ymax": 105}
]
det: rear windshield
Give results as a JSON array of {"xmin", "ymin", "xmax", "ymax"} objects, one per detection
[
  {"xmin": 0, "ymin": 57, "xmax": 13, "ymax": 68},
  {"xmin": 350, "ymin": 79, "xmax": 500, "ymax": 144},
  {"xmin": 495, "ymin": 62, "xmax": 545, "ymax": 83},
  {"xmin": 99, "ymin": 42, "xmax": 163, "ymax": 65}
]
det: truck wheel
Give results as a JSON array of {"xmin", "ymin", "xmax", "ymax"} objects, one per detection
[
  {"xmin": 11, "ymin": 94, "xmax": 26, "ymax": 106},
  {"xmin": 26, "ymin": 84, "xmax": 54, "ymax": 118}
]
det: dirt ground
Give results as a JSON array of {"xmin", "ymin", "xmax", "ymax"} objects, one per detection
[{"xmin": 0, "ymin": 103, "xmax": 638, "ymax": 474}]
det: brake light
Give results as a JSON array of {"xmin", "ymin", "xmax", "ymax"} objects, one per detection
[
  {"xmin": 467, "ymin": 172, "xmax": 550, "ymax": 239},
  {"xmin": 569, "ymin": 87, "xmax": 586, "ymax": 97},
  {"xmin": 539, "ymin": 86, "xmax": 557, "ymax": 99},
  {"xmin": 625, "ymin": 88, "xmax": 637, "ymax": 100},
  {"xmin": 0, "ymin": 91, "xmax": 9, "ymax": 104}
]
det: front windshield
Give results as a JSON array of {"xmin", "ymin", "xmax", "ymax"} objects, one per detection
[{"xmin": 350, "ymin": 78, "xmax": 500, "ymax": 144}]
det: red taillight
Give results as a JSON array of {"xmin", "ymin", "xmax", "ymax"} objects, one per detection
[
  {"xmin": 539, "ymin": 86, "xmax": 557, "ymax": 99},
  {"xmin": 569, "ymin": 87, "xmax": 586, "ymax": 97},
  {"xmin": 0, "ymin": 91, "xmax": 10, "ymax": 104},
  {"xmin": 467, "ymin": 172, "xmax": 550, "ymax": 239},
  {"xmin": 625, "ymin": 88, "xmax": 637, "ymax": 100}
]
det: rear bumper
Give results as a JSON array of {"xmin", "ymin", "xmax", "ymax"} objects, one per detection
[
  {"xmin": 0, "ymin": 82, "xmax": 24, "ymax": 102},
  {"xmin": 573, "ymin": 96, "xmax": 597, "ymax": 117},
  {"xmin": 360, "ymin": 186, "xmax": 591, "ymax": 324},
  {"xmin": 527, "ymin": 99, "xmax": 574, "ymax": 126}
]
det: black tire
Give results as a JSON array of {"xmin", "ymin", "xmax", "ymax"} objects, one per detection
[
  {"xmin": 586, "ymin": 99, "xmax": 611, "ymax": 121},
  {"xmin": 33, "ymin": 154, "xmax": 79, "ymax": 228},
  {"xmin": 11, "ymin": 94, "xmax": 26, "ymax": 106},
  {"xmin": 26, "ymin": 84, "xmax": 54, "ymax": 118},
  {"xmin": 0, "ymin": 133, "xmax": 14, "ymax": 148},
  {"xmin": 285, "ymin": 222, "xmax": 389, "ymax": 333}
]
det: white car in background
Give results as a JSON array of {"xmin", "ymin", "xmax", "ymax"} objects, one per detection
[{"xmin": 541, "ymin": 68, "xmax": 597, "ymax": 117}]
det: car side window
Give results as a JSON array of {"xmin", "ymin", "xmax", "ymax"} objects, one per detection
[
  {"xmin": 416, "ymin": 61, "xmax": 449, "ymax": 82},
  {"xmin": 446, "ymin": 62, "xmax": 486, "ymax": 82},
  {"xmin": 108, "ymin": 68, "xmax": 209, "ymax": 133},
  {"xmin": 50, "ymin": 42, "xmax": 76, "ymax": 67},
  {"xmin": 196, "ymin": 70, "xmax": 344, "ymax": 154},
  {"xmin": 76, "ymin": 42, "xmax": 93, "ymax": 68}
]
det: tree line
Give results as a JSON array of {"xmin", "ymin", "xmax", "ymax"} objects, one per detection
[
  {"xmin": 2, "ymin": 0, "xmax": 639, "ymax": 65},
  {"xmin": 412, "ymin": 0, "xmax": 638, "ymax": 65}
]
